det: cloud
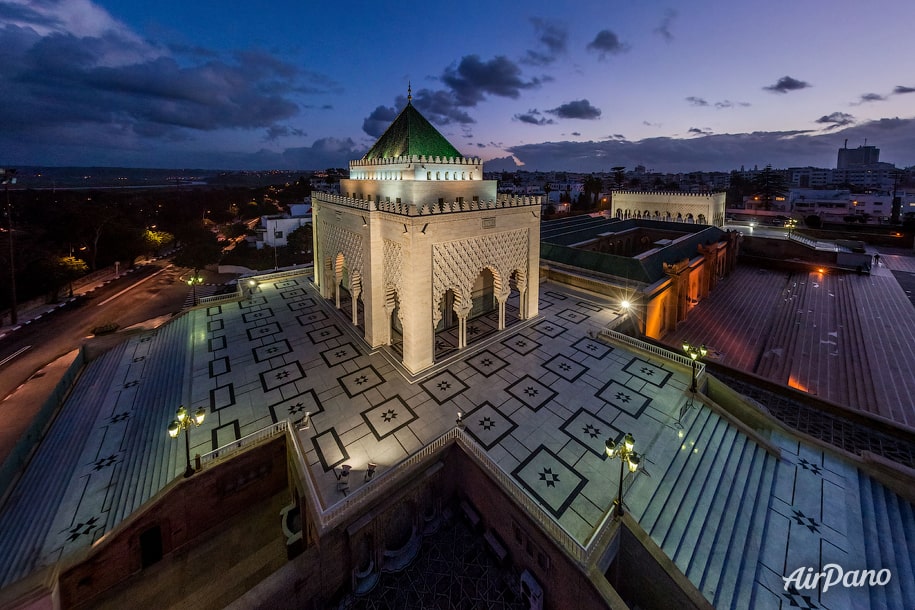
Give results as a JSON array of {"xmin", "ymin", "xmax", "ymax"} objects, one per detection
[
  {"xmin": 715, "ymin": 100, "xmax": 751, "ymax": 109},
  {"xmin": 586, "ymin": 30, "xmax": 629, "ymax": 59},
  {"xmin": 502, "ymin": 117, "xmax": 915, "ymax": 173},
  {"xmin": 264, "ymin": 125, "xmax": 306, "ymax": 141},
  {"xmin": 0, "ymin": 1, "xmax": 342, "ymax": 156},
  {"xmin": 687, "ymin": 97, "xmax": 749, "ymax": 110},
  {"xmin": 893, "ymin": 85, "xmax": 915, "ymax": 95},
  {"xmin": 514, "ymin": 110, "xmax": 554, "ymax": 126},
  {"xmin": 654, "ymin": 9, "xmax": 677, "ymax": 42},
  {"xmin": 523, "ymin": 18, "xmax": 568, "ymax": 65},
  {"xmin": 362, "ymin": 105, "xmax": 399, "ymax": 138},
  {"xmin": 688, "ymin": 127, "xmax": 713, "ymax": 136},
  {"xmin": 815, "ymin": 112, "xmax": 855, "ymax": 129},
  {"xmin": 763, "ymin": 76, "xmax": 811, "ymax": 93},
  {"xmin": 855, "ymin": 92, "xmax": 886, "ymax": 104},
  {"xmin": 571, "ymin": 132, "xmax": 581, "ymax": 136},
  {"xmin": 441, "ymin": 55, "xmax": 540, "ymax": 106},
  {"xmin": 546, "ymin": 99, "xmax": 601, "ymax": 120}
]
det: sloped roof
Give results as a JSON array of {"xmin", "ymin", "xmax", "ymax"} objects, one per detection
[{"xmin": 363, "ymin": 102, "xmax": 462, "ymax": 160}]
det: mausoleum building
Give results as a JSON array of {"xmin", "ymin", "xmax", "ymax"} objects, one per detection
[{"xmin": 312, "ymin": 92, "xmax": 541, "ymax": 373}]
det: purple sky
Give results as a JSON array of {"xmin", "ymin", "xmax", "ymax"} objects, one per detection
[{"xmin": 1, "ymin": 0, "xmax": 914, "ymax": 172}]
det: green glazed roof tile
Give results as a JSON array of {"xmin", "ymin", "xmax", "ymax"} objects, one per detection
[{"xmin": 363, "ymin": 102, "xmax": 462, "ymax": 160}]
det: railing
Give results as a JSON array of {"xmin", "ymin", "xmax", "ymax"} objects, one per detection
[
  {"xmin": 788, "ymin": 232, "xmax": 818, "ymax": 248},
  {"xmin": 289, "ymin": 423, "xmax": 592, "ymax": 564},
  {"xmin": 199, "ymin": 420, "xmax": 288, "ymax": 468},
  {"xmin": 197, "ymin": 284, "xmax": 243, "ymax": 305},
  {"xmin": 600, "ymin": 329, "xmax": 705, "ymax": 381},
  {"xmin": 241, "ymin": 266, "xmax": 313, "ymax": 285},
  {"xmin": 295, "ymin": 426, "xmax": 458, "ymax": 535},
  {"xmin": 453, "ymin": 430, "xmax": 589, "ymax": 564}
]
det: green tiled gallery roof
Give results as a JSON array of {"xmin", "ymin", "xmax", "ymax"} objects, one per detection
[{"xmin": 363, "ymin": 102, "xmax": 462, "ymax": 160}]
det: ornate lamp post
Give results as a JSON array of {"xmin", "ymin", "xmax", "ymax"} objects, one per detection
[
  {"xmin": 682, "ymin": 342, "xmax": 707, "ymax": 393},
  {"xmin": 2, "ymin": 169, "xmax": 17, "ymax": 325},
  {"xmin": 605, "ymin": 433, "xmax": 640, "ymax": 519},
  {"xmin": 187, "ymin": 274, "xmax": 203, "ymax": 306},
  {"xmin": 167, "ymin": 405, "xmax": 206, "ymax": 478}
]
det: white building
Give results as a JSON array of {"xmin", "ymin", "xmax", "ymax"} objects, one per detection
[
  {"xmin": 256, "ymin": 203, "xmax": 312, "ymax": 249},
  {"xmin": 312, "ymin": 91, "xmax": 541, "ymax": 374}
]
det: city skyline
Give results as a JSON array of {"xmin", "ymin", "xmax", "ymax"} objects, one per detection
[{"xmin": 1, "ymin": 0, "xmax": 914, "ymax": 172}]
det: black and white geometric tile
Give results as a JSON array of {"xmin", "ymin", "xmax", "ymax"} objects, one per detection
[
  {"xmin": 595, "ymin": 380, "xmax": 650, "ymax": 418},
  {"xmin": 259, "ymin": 361, "xmax": 306, "ymax": 392},
  {"xmin": 623, "ymin": 357, "xmax": 672, "ymax": 387},
  {"xmin": 560, "ymin": 408, "xmax": 621, "ymax": 459},
  {"xmin": 320, "ymin": 342, "xmax": 361, "ymax": 368},
  {"xmin": 362, "ymin": 396, "xmax": 417, "ymax": 441},
  {"xmin": 512, "ymin": 445, "xmax": 588, "ymax": 519},
  {"xmin": 506, "ymin": 375, "xmax": 557, "ymax": 411},
  {"xmin": 542, "ymin": 353, "xmax": 588, "ymax": 382},
  {"xmin": 268, "ymin": 389, "xmax": 324, "ymax": 424},
  {"xmin": 420, "ymin": 371, "xmax": 469, "ymax": 405},
  {"xmin": 465, "ymin": 350, "xmax": 509, "ymax": 377},
  {"xmin": 462, "ymin": 402, "xmax": 517, "ymax": 450},
  {"xmin": 338, "ymin": 365, "xmax": 385, "ymax": 398}
]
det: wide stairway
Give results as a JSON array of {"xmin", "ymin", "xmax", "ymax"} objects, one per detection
[
  {"xmin": 627, "ymin": 405, "xmax": 778, "ymax": 609},
  {"xmin": 858, "ymin": 473, "xmax": 915, "ymax": 608}
]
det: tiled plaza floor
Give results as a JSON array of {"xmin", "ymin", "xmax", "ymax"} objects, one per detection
[{"xmin": 2, "ymin": 270, "xmax": 913, "ymax": 609}]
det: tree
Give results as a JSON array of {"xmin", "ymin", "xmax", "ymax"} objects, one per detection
[
  {"xmin": 727, "ymin": 171, "xmax": 752, "ymax": 207},
  {"xmin": 173, "ymin": 226, "xmax": 223, "ymax": 277},
  {"xmin": 611, "ymin": 166, "xmax": 626, "ymax": 189},
  {"xmin": 287, "ymin": 223, "xmax": 313, "ymax": 257},
  {"xmin": 143, "ymin": 229, "xmax": 174, "ymax": 257},
  {"xmin": 751, "ymin": 165, "xmax": 789, "ymax": 211},
  {"xmin": 54, "ymin": 256, "xmax": 89, "ymax": 300},
  {"xmin": 582, "ymin": 174, "xmax": 603, "ymax": 208}
]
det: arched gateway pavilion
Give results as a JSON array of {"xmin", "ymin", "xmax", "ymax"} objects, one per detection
[{"xmin": 312, "ymin": 92, "xmax": 541, "ymax": 373}]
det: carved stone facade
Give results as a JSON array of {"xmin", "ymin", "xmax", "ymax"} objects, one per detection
[
  {"xmin": 612, "ymin": 191, "xmax": 727, "ymax": 227},
  {"xmin": 313, "ymin": 99, "xmax": 541, "ymax": 373}
]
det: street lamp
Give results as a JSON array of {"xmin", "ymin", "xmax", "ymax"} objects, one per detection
[
  {"xmin": 682, "ymin": 342, "xmax": 707, "ymax": 393},
  {"xmin": 187, "ymin": 274, "xmax": 203, "ymax": 305},
  {"xmin": 2, "ymin": 168, "xmax": 17, "ymax": 325},
  {"xmin": 167, "ymin": 405, "xmax": 206, "ymax": 478},
  {"xmin": 605, "ymin": 433, "xmax": 640, "ymax": 519}
]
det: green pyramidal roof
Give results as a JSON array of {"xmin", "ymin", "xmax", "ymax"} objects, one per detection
[{"xmin": 363, "ymin": 102, "xmax": 462, "ymax": 160}]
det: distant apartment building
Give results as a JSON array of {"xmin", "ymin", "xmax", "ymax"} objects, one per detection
[
  {"xmin": 789, "ymin": 188, "xmax": 915, "ymax": 220},
  {"xmin": 837, "ymin": 144, "xmax": 880, "ymax": 168}
]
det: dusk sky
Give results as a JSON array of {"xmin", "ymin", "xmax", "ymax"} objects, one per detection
[{"xmin": 2, "ymin": 0, "xmax": 914, "ymax": 172}]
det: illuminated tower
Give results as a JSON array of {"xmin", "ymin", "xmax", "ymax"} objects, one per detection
[{"xmin": 312, "ymin": 89, "xmax": 541, "ymax": 373}]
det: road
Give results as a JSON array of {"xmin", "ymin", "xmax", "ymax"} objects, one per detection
[{"xmin": 0, "ymin": 261, "xmax": 192, "ymax": 430}]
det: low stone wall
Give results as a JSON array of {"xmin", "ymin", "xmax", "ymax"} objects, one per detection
[{"xmin": 57, "ymin": 435, "xmax": 288, "ymax": 608}]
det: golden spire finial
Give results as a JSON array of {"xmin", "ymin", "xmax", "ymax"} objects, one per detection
[{"xmin": 407, "ymin": 82, "xmax": 412, "ymax": 103}]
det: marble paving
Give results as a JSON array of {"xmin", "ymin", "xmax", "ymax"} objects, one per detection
[{"xmin": 3, "ymin": 269, "xmax": 913, "ymax": 609}]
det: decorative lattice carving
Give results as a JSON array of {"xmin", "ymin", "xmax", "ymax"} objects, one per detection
[
  {"xmin": 320, "ymin": 220, "xmax": 364, "ymax": 291},
  {"xmin": 431, "ymin": 229, "xmax": 529, "ymax": 326},
  {"xmin": 383, "ymin": 239, "xmax": 406, "ymax": 328}
]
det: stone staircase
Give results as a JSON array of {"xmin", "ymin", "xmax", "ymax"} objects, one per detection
[
  {"xmin": 0, "ymin": 341, "xmax": 129, "ymax": 588},
  {"xmin": 858, "ymin": 473, "xmax": 915, "ymax": 609},
  {"xmin": 628, "ymin": 406, "xmax": 777, "ymax": 609},
  {"xmin": 107, "ymin": 314, "xmax": 192, "ymax": 526}
]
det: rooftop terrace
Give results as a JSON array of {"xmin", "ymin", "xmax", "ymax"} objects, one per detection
[{"xmin": 0, "ymin": 270, "xmax": 912, "ymax": 608}]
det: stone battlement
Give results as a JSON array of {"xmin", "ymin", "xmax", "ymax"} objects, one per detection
[
  {"xmin": 314, "ymin": 192, "xmax": 540, "ymax": 216},
  {"xmin": 350, "ymin": 155, "xmax": 481, "ymax": 168},
  {"xmin": 613, "ymin": 190, "xmax": 725, "ymax": 198}
]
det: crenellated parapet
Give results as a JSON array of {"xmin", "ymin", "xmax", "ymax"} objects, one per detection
[
  {"xmin": 350, "ymin": 155, "xmax": 481, "ymax": 168},
  {"xmin": 613, "ymin": 190, "xmax": 726, "ymax": 198},
  {"xmin": 314, "ymin": 191, "xmax": 540, "ymax": 216}
]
